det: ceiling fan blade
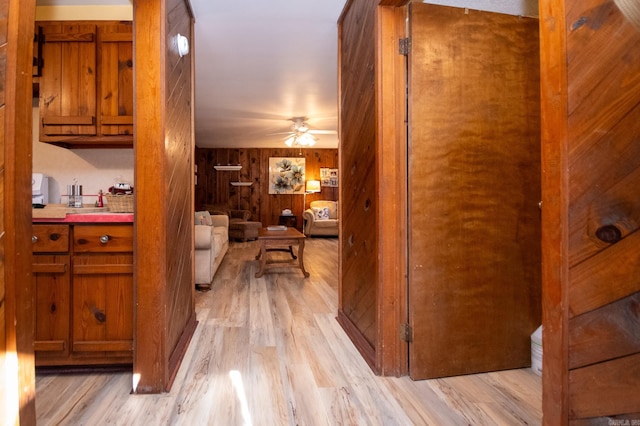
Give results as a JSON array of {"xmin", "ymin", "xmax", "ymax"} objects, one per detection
[
  {"xmin": 308, "ymin": 129, "xmax": 337, "ymax": 135},
  {"xmin": 267, "ymin": 131, "xmax": 295, "ymax": 136}
]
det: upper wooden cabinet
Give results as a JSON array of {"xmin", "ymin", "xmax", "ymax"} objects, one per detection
[{"xmin": 36, "ymin": 21, "xmax": 133, "ymax": 148}]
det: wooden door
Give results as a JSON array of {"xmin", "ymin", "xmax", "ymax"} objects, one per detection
[
  {"xmin": 407, "ymin": 3, "xmax": 541, "ymax": 379},
  {"xmin": 539, "ymin": 0, "xmax": 640, "ymax": 422}
]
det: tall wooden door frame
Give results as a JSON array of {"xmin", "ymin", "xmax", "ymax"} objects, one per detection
[
  {"xmin": 375, "ymin": 0, "xmax": 542, "ymax": 378},
  {"xmin": 375, "ymin": 0, "xmax": 410, "ymax": 376},
  {"xmin": 1, "ymin": 0, "xmax": 37, "ymax": 423}
]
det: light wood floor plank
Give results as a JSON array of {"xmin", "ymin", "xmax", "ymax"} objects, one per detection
[{"xmin": 35, "ymin": 238, "xmax": 542, "ymax": 425}]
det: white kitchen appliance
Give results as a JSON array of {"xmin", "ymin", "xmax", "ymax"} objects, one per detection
[{"xmin": 32, "ymin": 173, "xmax": 49, "ymax": 205}]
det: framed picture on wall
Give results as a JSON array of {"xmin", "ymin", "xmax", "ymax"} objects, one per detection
[
  {"xmin": 269, "ymin": 157, "xmax": 306, "ymax": 194},
  {"xmin": 320, "ymin": 167, "xmax": 338, "ymax": 187}
]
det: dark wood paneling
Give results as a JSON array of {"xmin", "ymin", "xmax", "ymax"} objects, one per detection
[
  {"xmin": 134, "ymin": 0, "xmax": 196, "ymax": 393},
  {"xmin": 569, "ymin": 292, "xmax": 640, "ymax": 369},
  {"xmin": 569, "ymin": 230, "xmax": 640, "ymax": 317},
  {"xmin": 195, "ymin": 148, "xmax": 338, "ymax": 231},
  {"xmin": 569, "ymin": 353, "xmax": 640, "ymax": 419},
  {"xmin": 540, "ymin": 0, "xmax": 640, "ymax": 423},
  {"xmin": 164, "ymin": 0, "xmax": 196, "ymax": 392},
  {"xmin": 165, "ymin": 0, "xmax": 195, "ymax": 389},
  {"xmin": 338, "ymin": 0, "xmax": 379, "ymax": 369}
]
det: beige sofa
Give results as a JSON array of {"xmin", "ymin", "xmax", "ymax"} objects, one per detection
[
  {"xmin": 194, "ymin": 211, "xmax": 229, "ymax": 288},
  {"xmin": 303, "ymin": 200, "xmax": 339, "ymax": 236}
]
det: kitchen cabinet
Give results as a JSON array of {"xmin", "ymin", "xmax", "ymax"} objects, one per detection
[
  {"xmin": 37, "ymin": 21, "xmax": 133, "ymax": 148},
  {"xmin": 33, "ymin": 224, "xmax": 71, "ymax": 363},
  {"xmin": 32, "ymin": 222, "xmax": 133, "ymax": 367},
  {"xmin": 71, "ymin": 225, "xmax": 133, "ymax": 360}
]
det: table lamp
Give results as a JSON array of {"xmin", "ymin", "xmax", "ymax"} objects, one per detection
[{"xmin": 304, "ymin": 180, "xmax": 321, "ymax": 211}]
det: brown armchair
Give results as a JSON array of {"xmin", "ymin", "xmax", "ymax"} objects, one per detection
[
  {"xmin": 201, "ymin": 204, "xmax": 251, "ymax": 223},
  {"xmin": 201, "ymin": 204, "xmax": 260, "ymax": 241}
]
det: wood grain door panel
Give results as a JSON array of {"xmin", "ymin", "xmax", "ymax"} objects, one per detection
[
  {"xmin": 407, "ymin": 3, "xmax": 541, "ymax": 379},
  {"xmin": 38, "ymin": 22, "xmax": 97, "ymax": 137},
  {"xmin": 98, "ymin": 23, "xmax": 133, "ymax": 136},
  {"xmin": 72, "ymin": 254, "xmax": 133, "ymax": 357},
  {"xmin": 33, "ymin": 254, "xmax": 70, "ymax": 358}
]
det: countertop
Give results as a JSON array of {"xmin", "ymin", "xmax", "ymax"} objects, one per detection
[{"xmin": 33, "ymin": 204, "xmax": 134, "ymax": 223}]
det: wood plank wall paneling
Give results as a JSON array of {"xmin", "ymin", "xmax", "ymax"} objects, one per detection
[
  {"xmin": 164, "ymin": 0, "xmax": 195, "ymax": 388},
  {"xmin": 134, "ymin": 0, "xmax": 196, "ymax": 393},
  {"xmin": 540, "ymin": 0, "xmax": 640, "ymax": 423},
  {"xmin": 337, "ymin": 0, "xmax": 379, "ymax": 371},
  {"xmin": 194, "ymin": 148, "xmax": 338, "ymax": 231}
]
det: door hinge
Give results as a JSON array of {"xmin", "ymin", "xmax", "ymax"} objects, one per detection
[
  {"xmin": 399, "ymin": 38, "xmax": 410, "ymax": 56},
  {"xmin": 399, "ymin": 323, "xmax": 413, "ymax": 342}
]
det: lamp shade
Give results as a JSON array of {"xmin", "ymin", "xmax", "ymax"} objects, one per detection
[{"xmin": 306, "ymin": 180, "xmax": 321, "ymax": 193}]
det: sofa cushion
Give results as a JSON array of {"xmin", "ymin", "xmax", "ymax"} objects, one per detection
[
  {"xmin": 310, "ymin": 200, "xmax": 337, "ymax": 219},
  {"xmin": 313, "ymin": 206, "xmax": 330, "ymax": 220},
  {"xmin": 195, "ymin": 210, "xmax": 213, "ymax": 226},
  {"xmin": 313, "ymin": 218, "xmax": 338, "ymax": 228}
]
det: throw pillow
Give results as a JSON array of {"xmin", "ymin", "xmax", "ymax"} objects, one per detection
[
  {"xmin": 195, "ymin": 210, "xmax": 213, "ymax": 226},
  {"xmin": 313, "ymin": 207, "xmax": 330, "ymax": 221}
]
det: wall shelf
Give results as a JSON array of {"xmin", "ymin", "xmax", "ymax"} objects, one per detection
[
  {"xmin": 214, "ymin": 165, "xmax": 242, "ymax": 171},
  {"xmin": 230, "ymin": 182, "xmax": 253, "ymax": 186}
]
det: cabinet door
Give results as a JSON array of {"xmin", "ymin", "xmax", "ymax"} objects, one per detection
[
  {"xmin": 72, "ymin": 253, "xmax": 133, "ymax": 356},
  {"xmin": 38, "ymin": 22, "xmax": 97, "ymax": 138},
  {"xmin": 33, "ymin": 255, "xmax": 70, "ymax": 361},
  {"xmin": 98, "ymin": 23, "xmax": 133, "ymax": 137}
]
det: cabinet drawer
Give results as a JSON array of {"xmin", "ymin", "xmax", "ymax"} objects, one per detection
[
  {"xmin": 73, "ymin": 225, "xmax": 133, "ymax": 253},
  {"xmin": 33, "ymin": 224, "xmax": 69, "ymax": 253}
]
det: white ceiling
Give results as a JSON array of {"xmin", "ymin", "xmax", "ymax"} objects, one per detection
[
  {"xmin": 36, "ymin": 0, "xmax": 538, "ymax": 149},
  {"xmin": 190, "ymin": 0, "xmax": 346, "ymax": 149}
]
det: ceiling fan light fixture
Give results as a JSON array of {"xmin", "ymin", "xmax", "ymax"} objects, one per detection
[
  {"xmin": 297, "ymin": 133, "xmax": 316, "ymax": 147},
  {"xmin": 284, "ymin": 135, "xmax": 295, "ymax": 147}
]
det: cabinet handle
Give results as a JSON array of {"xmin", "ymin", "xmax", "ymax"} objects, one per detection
[
  {"xmin": 32, "ymin": 235, "xmax": 38, "ymax": 243},
  {"xmin": 99, "ymin": 235, "xmax": 110, "ymax": 244}
]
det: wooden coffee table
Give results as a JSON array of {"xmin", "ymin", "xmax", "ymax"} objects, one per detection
[{"xmin": 255, "ymin": 227, "xmax": 309, "ymax": 278}]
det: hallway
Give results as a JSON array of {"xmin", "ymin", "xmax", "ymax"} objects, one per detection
[{"xmin": 36, "ymin": 238, "xmax": 541, "ymax": 425}]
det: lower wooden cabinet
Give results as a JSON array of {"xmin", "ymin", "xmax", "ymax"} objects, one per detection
[
  {"xmin": 32, "ymin": 223, "xmax": 134, "ymax": 367},
  {"xmin": 33, "ymin": 254, "xmax": 71, "ymax": 360}
]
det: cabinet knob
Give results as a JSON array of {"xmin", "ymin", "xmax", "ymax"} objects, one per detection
[
  {"xmin": 99, "ymin": 235, "xmax": 110, "ymax": 244},
  {"xmin": 32, "ymin": 235, "xmax": 38, "ymax": 243}
]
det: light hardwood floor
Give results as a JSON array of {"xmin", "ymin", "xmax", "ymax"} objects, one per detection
[{"xmin": 36, "ymin": 238, "xmax": 542, "ymax": 425}]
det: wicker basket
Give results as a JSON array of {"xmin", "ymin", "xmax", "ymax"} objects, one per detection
[{"xmin": 105, "ymin": 193, "xmax": 134, "ymax": 213}]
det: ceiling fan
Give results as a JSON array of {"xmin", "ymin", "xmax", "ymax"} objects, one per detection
[{"xmin": 271, "ymin": 116, "xmax": 337, "ymax": 147}]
